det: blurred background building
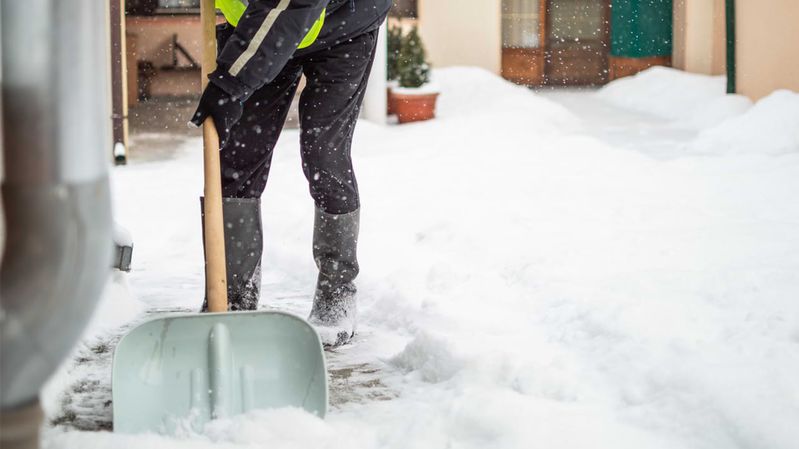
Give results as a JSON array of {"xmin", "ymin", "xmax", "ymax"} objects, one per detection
[
  {"xmin": 111, "ymin": 0, "xmax": 799, "ymax": 162},
  {"xmin": 116, "ymin": 0, "xmax": 799, "ymax": 103},
  {"xmin": 123, "ymin": 0, "xmax": 204, "ymax": 104},
  {"xmin": 410, "ymin": 0, "xmax": 798, "ymax": 99}
]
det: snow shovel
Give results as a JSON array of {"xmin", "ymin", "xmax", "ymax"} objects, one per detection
[{"xmin": 112, "ymin": 0, "xmax": 327, "ymax": 434}]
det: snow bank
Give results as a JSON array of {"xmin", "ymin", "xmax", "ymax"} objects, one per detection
[
  {"xmin": 597, "ymin": 66, "xmax": 799, "ymax": 155},
  {"xmin": 597, "ymin": 66, "xmax": 752, "ymax": 129},
  {"xmin": 433, "ymin": 67, "xmax": 575, "ymax": 127},
  {"xmin": 692, "ymin": 89, "xmax": 799, "ymax": 155}
]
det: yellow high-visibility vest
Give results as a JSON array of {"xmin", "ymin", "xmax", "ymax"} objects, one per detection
[{"xmin": 215, "ymin": 0, "xmax": 324, "ymax": 49}]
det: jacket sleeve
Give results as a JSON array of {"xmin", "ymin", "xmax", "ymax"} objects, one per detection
[{"xmin": 209, "ymin": 0, "xmax": 330, "ymax": 100}]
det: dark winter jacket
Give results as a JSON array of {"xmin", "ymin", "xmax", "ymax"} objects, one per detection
[{"xmin": 210, "ymin": 0, "xmax": 391, "ymax": 101}]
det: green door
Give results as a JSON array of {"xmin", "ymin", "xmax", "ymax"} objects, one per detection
[{"xmin": 610, "ymin": 0, "xmax": 673, "ymax": 58}]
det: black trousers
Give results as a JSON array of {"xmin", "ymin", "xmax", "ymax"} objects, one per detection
[{"xmin": 218, "ymin": 25, "xmax": 378, "ymax": 215}]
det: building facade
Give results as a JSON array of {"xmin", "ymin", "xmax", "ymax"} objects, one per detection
[
  {"xmin": 416, "ymin": 0, "xmax": 799, "ymax": 99},
  {"xmin": 418, "ymin": 0, "xmax": 673, "ymax": 87},
  {"xmin": 119, "ymin": 0, "xmax": 799, "ymax": 101}
]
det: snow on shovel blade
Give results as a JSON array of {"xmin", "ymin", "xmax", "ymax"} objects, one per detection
[{"xmin": 112, "ymin": 310, "xmax": 328, "ymax": 434}]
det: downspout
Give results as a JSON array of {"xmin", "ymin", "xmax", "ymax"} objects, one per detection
[
  {"xmin": 725, "ymin": 0, "xmax": 736, "ymax": 93},
  {"xmin": 110, "ymin": 0, "xmax": 130, "ymax": 165},
  {"xmin": 1, "ymin": 0, "xmax": 113, "ymax": 447}
]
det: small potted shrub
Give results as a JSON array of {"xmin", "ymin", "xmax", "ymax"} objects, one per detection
[
  {"xmin": 386, "ymin": 23, "xmax": 403, "ymax": 115},
  {"xmin": 390, "ymin": 26, "xmax": 439, "ymax": 124}
]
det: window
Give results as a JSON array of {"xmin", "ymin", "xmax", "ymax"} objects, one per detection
[
  {"xmin": 548, "ymin": 0, "xmax": 604, "ymax": 43},
  {"xmin": 127, "ymin": 0, "xmax": 199, "ymax": 15},
  {"xmin": 390, "ymin": 0, "xmax": 418, "ymax": 19},
  {"xmin": 502, "ymin": 0, "xmax": 541, "ymax": 48},
  {"xmin": 159, "ymin": 0, "xmax": 200, "ymax": 8}
]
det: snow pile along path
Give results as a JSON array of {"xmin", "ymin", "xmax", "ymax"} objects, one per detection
[
  {"xmin": 598, "ymin": 66, "xmax": 752, "ymax": 129},
  {"xmin": 433, "ymin": 67, "xmax": 575, "ymax": 125},
  {"xmin": 43, "ymin": 67, "xmax": 799, "ymax": 449},
  {"xmin": 599, "ymin": 66, "xmax": 799, "ymax": 156},
  {"xmin": 693, "ymin": 89, "xmax": 799, "ymax": 155}
]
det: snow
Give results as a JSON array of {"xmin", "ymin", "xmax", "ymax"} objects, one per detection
[
  {"xmin": 599, "ymin": 66, "xmax": 799, "ymax": 156},
  {"xmin": 693, "ymin": 89, "xmax": 799, "ymax": 155},
  {"xmin": 41, "ymin": 273, "xmax": 145, "ymax": 422},
  {"xmin": 598, "ymin": 66, "xmax": 753, "ymax": 129},
  {"xmin": 112, "ymin": 222, "xmax": 134, "ymax": 247},
  {"xmin": 434, "ymin": 67, "xmax": 574, "ymax": 125},
  {"xmin": 391, "ymin": 82, "xmax": 441, "ymax": 95},
  {"xmin": 42, "ymin": 66, "xmax": 799, "ymax": 449}
]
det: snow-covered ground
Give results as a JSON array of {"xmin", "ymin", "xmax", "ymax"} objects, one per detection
[{"xmin": 42, "ymin": 67, "xmax": 799, "ymax": 449}]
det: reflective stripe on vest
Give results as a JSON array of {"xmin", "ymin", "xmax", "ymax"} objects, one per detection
[{"xmin": 215, "ymin": 0, "xmax": 324, "ymax": 50}]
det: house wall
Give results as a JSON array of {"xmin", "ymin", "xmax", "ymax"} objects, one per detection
[
  {"xmin": 736, "ymin": 0, "xmax": 799, "ymax": 100},
  {"xmin": 126, "ymin": 15, "xmax": 204, "ymax": 97},
  {"xmin": 673, "ymin": 0, "xmax": 799, "ymax": 100},
  {"xmin": 672, "ymin": 0, "xmax": 725, "ymax": 75},
  {"xmin": 710, "ymin": 0, "xmax": 726, "ymax": 76},
  {"xmin": 417, "ymin": 0, "xmax": 502, "ymax": 74},
  {"xmin": 127, "ymin": 15, "xmax": 204, "ymax": 68}
]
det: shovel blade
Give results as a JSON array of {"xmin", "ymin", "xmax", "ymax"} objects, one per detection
[{"xmin": 112, "ymin": 310, "xmax": 327, "ymax": 434}]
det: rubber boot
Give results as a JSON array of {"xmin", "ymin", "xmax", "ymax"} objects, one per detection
[
  {"xmin": 201, "ymin": 197, "xmax": 263, "ymax": 311},
  {"xmin": 308, "ymin": 207, "xmax": 360, "ymax": 348}
]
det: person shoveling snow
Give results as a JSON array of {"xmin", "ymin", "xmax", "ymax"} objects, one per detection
[{"xmin": 190, "ymin": 0, "xmax": 391, "ymax": 347}]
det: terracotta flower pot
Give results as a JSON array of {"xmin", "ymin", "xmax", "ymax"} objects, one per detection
[
  {"xmin": 391, "ymin": 90, "xmax": 439, "ymax": 124},
  {"xmin": 387, "ymin": 86, "xmax": 397, "ymax": 116}
]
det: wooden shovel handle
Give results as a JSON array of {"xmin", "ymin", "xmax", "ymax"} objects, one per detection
[{"xmin": 201, "ymin": 0, "xmax": 228, "ymax": 313}]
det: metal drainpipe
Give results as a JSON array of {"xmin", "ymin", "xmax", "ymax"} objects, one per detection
[
  {"xmin": 726, "ymin": 0, "xmax": 736, "ymax": 94},
  {"xmin": 0, "ymin": 1, "xmax": 113, "ymax": 448}
]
